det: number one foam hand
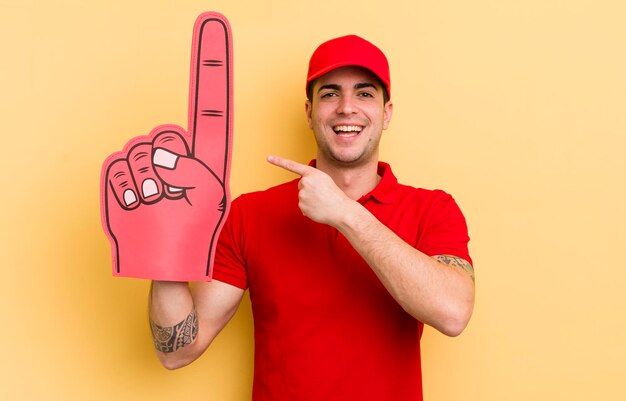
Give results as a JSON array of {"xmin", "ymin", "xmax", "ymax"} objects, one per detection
[{"xmin": 100, "ymin": 12, "xmax": 234, "ymax": 281}]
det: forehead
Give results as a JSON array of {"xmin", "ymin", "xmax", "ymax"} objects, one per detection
[{"xmin": 313, "ymin": 66, "xmax": 383, "ymax": 90}]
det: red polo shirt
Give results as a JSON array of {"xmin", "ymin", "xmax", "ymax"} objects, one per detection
[{"xmin": 213, "ymin": 162, "xmax": 471, "ymax": 401}]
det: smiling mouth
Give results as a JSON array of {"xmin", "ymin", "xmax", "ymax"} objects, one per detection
[{"xmin": 333, "ymin": 125, "xmax": 363, "ymax": 137}]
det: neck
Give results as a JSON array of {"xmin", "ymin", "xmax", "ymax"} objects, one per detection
[{"xmin": 316, "ymin": 158, "xmax": 381, "ymax": 201}]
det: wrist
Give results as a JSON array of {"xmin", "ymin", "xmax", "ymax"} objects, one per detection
[{"xmin": 335, "ymin": 200, "xmax": 369, "ymax": 233}]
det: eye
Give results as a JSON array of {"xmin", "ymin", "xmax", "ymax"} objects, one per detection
[
  {"xmin": 357, "ymin": 91, "xmax": 375, "ymax": 98},
  {"xmin": 321, "ymin": 92, "xmax": 338, "ymax": 99}
]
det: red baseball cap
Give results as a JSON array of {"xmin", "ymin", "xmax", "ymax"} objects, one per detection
[{"xmin": 306, "ymin": 35, "xmax": 391, "ymax": 100}]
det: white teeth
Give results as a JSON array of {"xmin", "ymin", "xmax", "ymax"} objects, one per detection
[{"xmin": 334, "ymin": 125, "xmax": 362, "ymax": 133}]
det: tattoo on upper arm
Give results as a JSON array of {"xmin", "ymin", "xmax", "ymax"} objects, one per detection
[
  {"xmin": 434, "ymin": 254, "xmax": 475, "ymax": 282},
  {"xmin": 150, "ymin": 307, "xmax": 198, "ymax": 353}
]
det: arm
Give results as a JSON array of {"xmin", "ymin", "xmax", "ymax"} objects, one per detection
[
  {"xmin": 149, "ymin": 279, "xmax": 244, "ymax": 369},
  {"xmin": 336, "ymin": 203, "xmax": 475, "ymax": 336}
]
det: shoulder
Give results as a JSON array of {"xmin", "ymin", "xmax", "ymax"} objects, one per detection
[
  {"xmin": 394, "ymin": 182, "xmax": 457, "ymax": 209},
  {"xmin": 377, "ymin": 162, "xmax": 455, "ymax": 205},
  {"xmin": 390, "ymin": 182, "xmax": 468, "ymax": 232}
]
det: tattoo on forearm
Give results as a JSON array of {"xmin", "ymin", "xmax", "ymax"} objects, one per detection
[
  {"xmin": 434, "ymin": 254, "xmax": 475, "ymax": 282},
  {"xmin": 150, "ymin": 307, "xmax": 198, "ymax": 353}
]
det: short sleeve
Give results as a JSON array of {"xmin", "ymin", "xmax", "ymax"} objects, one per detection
[
  {"xmin": 212, "ymin": 196, "xmax": 248, "ymax": 289},
  {"xmin": 419, "ymin": 191, "xmax": 472, "ymax": 266}
]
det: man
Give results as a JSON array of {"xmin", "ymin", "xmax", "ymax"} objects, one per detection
[{"xmin": 149, "ymin": 35, "xmax": 474, "ymax": 400}]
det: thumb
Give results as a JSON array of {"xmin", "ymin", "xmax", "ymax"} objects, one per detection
[{"xmin": 153, "ymin": 148, "xmax": 221, "ymax": 189}]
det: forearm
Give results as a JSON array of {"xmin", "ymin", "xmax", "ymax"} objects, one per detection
[
  {"xmin": 336, "ymin": 202, "xmax": 475, "ymax": 336},
  {"xmin": 148, "ymin": 280, "xmax": 244, "ymax": 369},
  {"xmin": 150, "ymin": 281, "xmax": 194, "ymax": 326},
  {"xmin": 149, "ymin": 281, "xmax": 202, "ymax": 369}
]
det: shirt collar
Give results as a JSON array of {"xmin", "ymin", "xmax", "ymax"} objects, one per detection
[
  {"xmin": 362, "ymin": 162, "xmax": 399, "ymax": 204},
  {"xmin": 307, "ymin": 160, "xmax": 400, "ymax": 205}
]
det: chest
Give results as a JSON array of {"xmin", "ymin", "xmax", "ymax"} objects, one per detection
[{"xmin": 241, "ymin": 201, "xmax": 425, "ymax": 325}]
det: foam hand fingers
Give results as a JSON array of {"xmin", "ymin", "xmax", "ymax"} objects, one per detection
[
  {"xmin": 151, "ymin": 128, "xmax": 191, "ymax": 197},
  {"xmin": 103, "ymin": 137, "xmax": 163, "ymax": 211},
  {"xmin": 153, "ymin": 150, "xmax": 224, "ymax": 207},
  {"xmin": 128, "ymin": 143, "xmax": 163, "ymax": 203},
  {"xmin": 106, "ymin": 158, "xmax": 140, "ymax": 210},
  {"xmin": 188, "ymin": 13, "xmax": 233, "ymax": 185},
  {"xmin": 104, "ymin": 126, "xmax": 191, "ymax": 210}
]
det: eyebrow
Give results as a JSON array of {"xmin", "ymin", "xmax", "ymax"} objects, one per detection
[
  {"xmin": 317, "ymin": 83, "xmax": 341, "ymax": 93},
  {"xmin": 317, "ymin": 82, "xmax": 379, "ymax": 94},
  {"xmin": 355, "ymin": 82, "xmax": 378, "ymax": 91}
]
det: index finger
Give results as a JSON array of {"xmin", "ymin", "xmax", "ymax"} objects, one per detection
[
  {"xmin": 267, "ymin": 155, "xmax": 315, "ymax": 176},
  {"xmin": 188, "ymin": 12, "xmax": 233, "ymax": 184}
]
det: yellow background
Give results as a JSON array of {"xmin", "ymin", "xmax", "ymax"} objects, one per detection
[{"xmin": 1, "ymin": 0, "xmax": 625, "ymax": 400}]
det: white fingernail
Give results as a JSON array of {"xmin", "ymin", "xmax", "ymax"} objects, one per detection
[
  {"xmin": 142, "ymin": 179, "xmax": 159, "ymax": 198},
  {"xmin": 153, "ymin": 148, "xmax": 178, "ymax": 169},
  {"xmin": 123, "ymin": 189, "xmax": 137, "ymax": 206},
  {"xmin": 169, "ymin": 186, "xmax": 183, "ymax": 193}
]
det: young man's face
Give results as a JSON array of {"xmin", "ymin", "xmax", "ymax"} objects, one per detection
[{"xmin": 306, "ymin": 66, "xmax": 393, "ymax": 168}]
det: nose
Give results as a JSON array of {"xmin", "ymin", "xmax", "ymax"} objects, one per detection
[{"xmin": 336, "ymin": 95, "xmax": 357, "ymax": 115}]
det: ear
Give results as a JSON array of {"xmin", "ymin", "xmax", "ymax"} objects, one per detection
[
  {"xmin": 305, "ymin": 99, "xmax": 313, "ymax": 129},
  {"xmin": 383, "ymin": 100, "xmax": 393, "ymax": 130}
]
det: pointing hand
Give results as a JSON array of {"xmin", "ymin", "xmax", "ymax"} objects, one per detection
[{"xmin": 267, "ymin": 155, "xmax": 353, "ymax": 227}]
